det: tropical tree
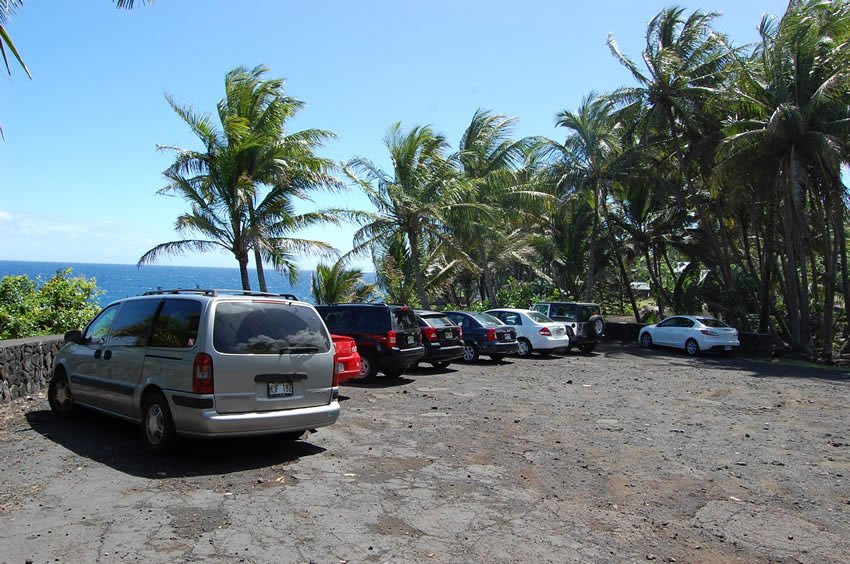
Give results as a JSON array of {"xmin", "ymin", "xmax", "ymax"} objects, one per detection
[
  {"xmin": 345, "ymin": 123, "xmax": 465, "ymax": 308},
  {"xmin": 310, "ymin": 259, "xmax": 378, "ymax": 304},
  {"xmin": 139, "ymin": 66, "xmax": 341, "ymax": 291}
]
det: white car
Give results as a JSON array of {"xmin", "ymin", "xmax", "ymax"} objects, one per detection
[
  {"xmin": 638, "ymin": 315, "xmax": 740, "ymax": 356},
  {"xmin": 485, "ymin": 308, "xmax": 571, "ymax": 357}
]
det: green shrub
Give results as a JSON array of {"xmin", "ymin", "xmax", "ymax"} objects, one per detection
[{"xmin": 0, "ymin": 268, "xmax": 103, "ymax": 339}]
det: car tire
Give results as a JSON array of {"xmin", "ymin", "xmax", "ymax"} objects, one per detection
[
  {"xmin": 383, "ymin": 368, "xmax": 405, "ymax": 378},
  {"xmin": 141, "ymin": 392, "xmax": 178, "ymax": 454},
  {"xmin": 587, "ymin": 315, "xmax": 605, "ymax": 338},
  {"xmin": 685, "ymin": 338, "xmax": 700, "ymax": 356},
  {"xmin": 462, "ymin": 341, "xmax": 479, "ymax": 362},
  {"xmin": 564, "ymin": 328, "xmax": 575, "ymax": 353},
  {"xmin": 432, "ymin": 361, "xmax": 451, "ymax": 369},
  {"xmin": 357, "ymin": 352, "xmax": 378, "ymax": 380},
  {"xmin": 516, "ymin": 338, "xmax": 532, "ymax": 357},
  {"xmin": 578, "ymin": 343, "xmax": 596, "ymax": 353},
  {"xmin": 47, "ymin": 370, "xmax": 77, "ymax": 417},
  {"xmin": 490, "ymin": 354, "xmax": 505, "ymax": 362},
  {"xmin": 639, "ymin": 332, "xmax": 653, "ymax": 348}
]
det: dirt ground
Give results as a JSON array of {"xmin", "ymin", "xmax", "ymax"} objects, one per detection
[{"xmin": 1, "ymin": 343, "xmax": 849, "ymax": 563}]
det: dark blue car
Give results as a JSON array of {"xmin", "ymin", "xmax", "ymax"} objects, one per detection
[{"xmin": 444, "ymin": 311, "xmax": 518, "ymax": 362}]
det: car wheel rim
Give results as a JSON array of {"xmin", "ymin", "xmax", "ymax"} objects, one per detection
[
  {"xmin": 146, "ymin": 405, "xmax": 164, "ymax": 445},
  {"xmin": 687, "ymin": 341, "xmax": 697, "ymax": 355},
  {"xmin": 463, "ymin": 346, "xmax": 475, "ymax": 361},
  {"xmin": 641, "ymin": 334, "xmax": 650, "ymax": 347},
  {"xmin": 518, "ymin": 341, "xmax": 529, "ymax": 356},
  {"xmin": 357, "ymin": 357, "xmax": 370, "ymax": 379},
  {"xmin": 54, "ymin": 379, "xmax": 71, "ymax": 408}
]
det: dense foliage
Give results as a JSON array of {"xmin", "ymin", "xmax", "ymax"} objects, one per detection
[
  {"xmin": 346, "ymin": 0, "xmax": 850, "ymax": 360},
  {"xmin": 0, "ymin": 269, "xmax": 102, "ymax": 339}
]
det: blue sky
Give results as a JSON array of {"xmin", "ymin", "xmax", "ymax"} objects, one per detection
[{"xmin": 0, "ymin": 0, "xmax": 787, "ymax": 270}]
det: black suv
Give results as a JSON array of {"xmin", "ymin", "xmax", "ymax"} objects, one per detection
[
  {"xmin": 414, "ymin": 310, "xmax": 464, "ymax": 369},
  {"xmin": 315, "ymin": 304, "xmax": 424, "ymax": 379},
  {"xmin": 531, "ymin": 302, "xmax": 605, "ymax": 353}
]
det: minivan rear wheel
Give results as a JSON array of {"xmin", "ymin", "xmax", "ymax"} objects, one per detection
[
  {"xmin": 142, "ymin": 393, "xmax": 177, "ymax": 454},
  {"xmin": 48, "ymin": 370, "xmax": 77, "ymax": 417}
]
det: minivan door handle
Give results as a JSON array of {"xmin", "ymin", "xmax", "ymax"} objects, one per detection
[
  {"xmin": 94, "ymin": 350, "xmax": 102, "ymax": 359},
  {"xmin": 103, "ymin": 350, "xmax": 112, "ymax": 360}
]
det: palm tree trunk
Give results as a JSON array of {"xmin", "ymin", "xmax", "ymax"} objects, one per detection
[
  {"xmin": 615, "ymin": 250, "xmax": 640, "ymax": 322},
  {"xmin": 820, "ymin": 204, "xmax": 837, "ymax": 361},
  {"xmin": 585, "ymin": 184, "xmax": 600, "ymax": 302},
  {"xmin": 253, "ymin": 246, "xmax": 268, "ymax": 292},
  {"xmin": 407, "ymin": 229, "xmax": 430, "ymax": 309},
  {"xmin": 758, "ymin": 196, "xmax": 777, "ymax": 334},
  {"xmin": 238, "ymin": 252, "xmax": 251, "ymax": 291}
]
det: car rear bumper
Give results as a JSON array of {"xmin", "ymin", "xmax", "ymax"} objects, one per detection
[
  {"xmin": 170, "ymin": 396, "xmax": 341, "ymax": 438},
  {"xmin": 531, "ymin": 335, "xmax": 571, "ymax": 352},
  {"xmin": 423, "ymin": 343, "xmax": 464, "ymax": 362},
  {"xmin": 703, "ymin": 338, "xmax": 740, "ymax": 352},
  {"xmin": 377, "ymin": 346, "xmax": 425, "ymax": 371},
  {"xmin": 479, "ymin": 340, "xmax": 519, "ymax": 355}
]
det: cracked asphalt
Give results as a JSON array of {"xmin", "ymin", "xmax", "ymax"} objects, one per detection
[{"xmin": 1, "ymin": 343, "xmax": 849, "ymax": 563}]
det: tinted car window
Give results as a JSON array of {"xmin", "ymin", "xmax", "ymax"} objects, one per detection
[
  {"xmin": 551, "ymin": 304, "xmax": 576, "ymax": 320},
  {"xmin": 83, "ymin": 304, "xmax": 120, "ymax": 344},
  {"xmin": 215, "ymin": 301, "xmax": 330, "ymax": 354},
  {"xmin": 656, "ymin": 317, "xmax": 678, "ymax": 328},
  {"xmin": 421, "ymin": 314, "xmax": 455, "ymax": 328},
  {"xmin": 468, "ymin": 312, "xmax": 503, "ymax": 327},
  {"xmin": 446, "ymin": 313, "xmax": 468, "ymax": 328},
  {"xmin": 150, "ymin": 299, "xmax": 202, "ymax": 348},
  {"xmin": 108, "ymin": 299, "xmax": 160, "ymax": 347},
  {"xmin": 531, "ymin": 304, "xmax": 548, "ymax": 315},
  {"xmin": 391, "ymin": 307, "xmax": 418, "ymax": 331},
  {"xmin": 496, "ymin": 312, "xmax": 522, "ymax": 325},
  {"xmin": 577, "ymin": 305, "xmax": 600, "ymax": 322}
]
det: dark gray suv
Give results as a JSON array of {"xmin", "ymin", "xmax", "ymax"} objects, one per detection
[{"xmin": 49, "ymin": 289, "xmax": 340, "ymax": 453}]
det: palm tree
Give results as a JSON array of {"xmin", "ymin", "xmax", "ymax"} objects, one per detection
[
  {"xmin": 553, "ymin": 92, "xmax": 622, "ymax": 302},
  {"xmin": 139, "ymin": 66, "xmax": 341, "ymax": 291},
  {"xmin": 345, "ymin": 123, "xmax": 465, "ymax": 309},
  {"xmin": 310, "ymin": 259, "xmax": 377, "ymax": 304},
  {"xmin": 719, "ymin": 0, "xmax": 850, "ymax": 356}
]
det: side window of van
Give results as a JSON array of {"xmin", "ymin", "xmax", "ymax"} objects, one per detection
[
  {"xmin": 108, "ymin": 299, "xmax": 160, "ymax": 347},
  {"xmin": 150, "ymin": 299, "xmax": 202, "ymax": 348},
  {"xmin": 82, "ymin": 304, "xmax": 120, "ymax": 345}
]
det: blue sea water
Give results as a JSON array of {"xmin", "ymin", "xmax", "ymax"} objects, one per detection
[{"xmin": 0, "ymin": 260, "xmax": 370, "ymax": 306}]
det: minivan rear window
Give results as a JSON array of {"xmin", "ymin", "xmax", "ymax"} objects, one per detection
[{"xmin": 214, "ymin": 301, "xmax": 330, "ymax": 354}]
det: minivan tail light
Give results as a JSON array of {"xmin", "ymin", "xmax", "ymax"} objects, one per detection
[
  {"xmin": 423, "ymin": 327, "xmax": 439, "ymax": 342},
  {"xmin": 193, "ymin": 353, "xmax": 214, "ymax": 394},
  {"xmin": 539, "ymin": 327, "xmax": 552, "ymax": 336},
  {"xmin": 486, "ymin": 328, "xmax": 497, "ymax": 341},
  {"xmin": 387, "ymin": 330, "xmax": 397, "ymax": 347}
]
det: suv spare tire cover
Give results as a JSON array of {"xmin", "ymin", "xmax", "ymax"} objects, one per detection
[{"xmin": 587, "ymin": 315, "xmax": 604, "ymax": 338}]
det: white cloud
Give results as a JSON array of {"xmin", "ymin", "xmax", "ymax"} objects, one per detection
[{"xmin": 0, "ymin": 211, "xmax": 12, "ymax": 221}]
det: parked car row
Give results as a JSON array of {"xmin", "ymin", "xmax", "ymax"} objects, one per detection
[{"xmin": 47, "ymin": 291, "xmax": 606, "ymax": 453}]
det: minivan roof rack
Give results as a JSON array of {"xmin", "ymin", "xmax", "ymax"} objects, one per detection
[{"xmin": 142, "ymin": 288, "xmax": 300, "ymax": 300}]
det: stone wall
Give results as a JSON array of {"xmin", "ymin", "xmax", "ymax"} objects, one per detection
[{"xmin": 0, "ymin": 335, "xmax": 65, "ymax": 402}]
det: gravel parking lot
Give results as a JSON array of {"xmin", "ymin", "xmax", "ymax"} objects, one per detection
[{"xmin": 1, "ymin": 343, "xmax": 849, "ymax": 563}]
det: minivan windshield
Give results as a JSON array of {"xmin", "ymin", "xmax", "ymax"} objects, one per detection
[{"xmin": 214, "ymin": 301, "xmax": 330, "ymax": 354}]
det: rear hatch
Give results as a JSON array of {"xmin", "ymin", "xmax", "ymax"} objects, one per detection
[
  {"xmin": 391, "ymin": 306, "xmax": 422, "ymax": 349},
  {"xmin": 211, "ymin": 299, "xmax": 333, "ymax": 414}
]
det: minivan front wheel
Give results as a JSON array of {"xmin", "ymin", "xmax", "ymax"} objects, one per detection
[
  {"xmin": 142, "ymin": 393, "xmax": 177, "ymax": 454},
  {"xmin": 48, "ymin": 370, "xmax": 77, "ymax": 417}
]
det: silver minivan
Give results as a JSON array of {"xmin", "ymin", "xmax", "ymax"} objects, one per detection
[{"xmin": 49, "ymin": 289, "xmax": 340, "ymax": 453}]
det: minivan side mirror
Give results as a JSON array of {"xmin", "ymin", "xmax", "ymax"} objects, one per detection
[{"xmin": 64, "ymin": 330, "xmax": 83, "ymax": 344}]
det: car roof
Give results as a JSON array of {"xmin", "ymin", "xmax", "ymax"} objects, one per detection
[
  {"xmin": 535, "ymin": 301, "xmax": 598, "ymax": 306},
  {"xmin": 414, "ymin": 309, "xmax": 449, "ymax": 316},
  {"xmin": 486, "ymin": 308, "xmax": 530, "ymax": 313}
]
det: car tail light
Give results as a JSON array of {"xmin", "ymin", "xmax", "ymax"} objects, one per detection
[
  {"xmin": 486, "ymin": 328, "xmax": 497, "ymax": 341},
  {"xmin": 700, "ymin": 329, "xmax": 719, "ymax": 336},
  {"xmin": 423, "ymin": 327, "xmax": 439, "ymax": 342},
  {"xmin": 332, "ymin": 362, "xmax": 342, "ymax": 387},
  {"xmin": 387, "ymin": 330, "xmax": 397, "ymax": 347},
  {"xmin": 539, "ymin": 327, "xmax": 552, "ymax": 336},
  {"xmin": 192, "ymin": 353, "xmax": 214, "ymax": 394}
]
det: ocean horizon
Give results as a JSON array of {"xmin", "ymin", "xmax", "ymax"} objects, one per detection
[{"xmin": 0, "ymin": 260, "xmax": 376, "ymax": 306}]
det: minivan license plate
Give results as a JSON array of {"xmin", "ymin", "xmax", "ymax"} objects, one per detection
[{"xmin": 268, "ymin": 381, "xmax": 294, "ymax": 397}]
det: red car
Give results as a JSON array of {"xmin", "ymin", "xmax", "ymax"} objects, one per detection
[{"xmin": 332, "ymin": 334, "xmax": 361, "ymax": 384}]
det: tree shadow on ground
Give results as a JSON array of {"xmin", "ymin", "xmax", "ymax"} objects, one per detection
[
  {"xmin": 26, "ymin": 408, "xmax": 326, "ymax": 479},
  {"xmin": 600, "ymin": 341, "xmax": 850, "ymax": 383}
]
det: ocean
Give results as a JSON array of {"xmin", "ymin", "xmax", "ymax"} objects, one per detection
[{"xmin": 0, "ymin": 260, "xmax": 374, "ymax": 306}]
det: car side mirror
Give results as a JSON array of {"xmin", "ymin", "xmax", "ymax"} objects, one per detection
[{"xmin": 64, "ymin": 330, "xmax": 83, "ymax": 344}]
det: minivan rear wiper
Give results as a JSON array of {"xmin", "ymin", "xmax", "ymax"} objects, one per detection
[{"xmin": 278, "ymin": 345, "xmax": 320, "ymax": 354}]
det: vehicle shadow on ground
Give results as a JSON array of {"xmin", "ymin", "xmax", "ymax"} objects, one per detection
[
  {"xmin": 601, "ymin": 341, "xmax": 850, "ymax": 383},
  {"xmin": 343, "ymin": 376, "xmax": 416, "ymax": 389},
  {"xmin": 25, "ymin": 409, "xmax": 326, "ymax": 479}
]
